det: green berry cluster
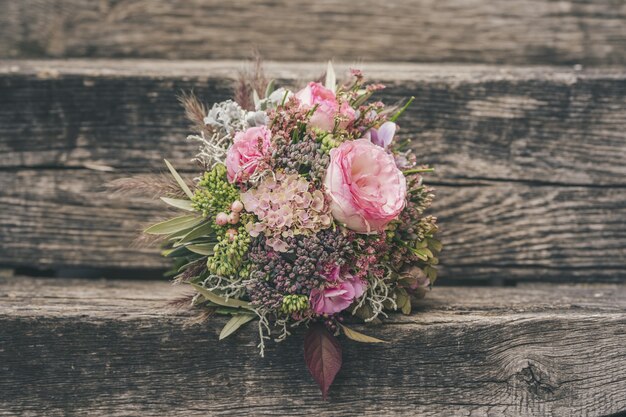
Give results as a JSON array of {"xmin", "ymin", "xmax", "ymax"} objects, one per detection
[
  {"xmin": 207, "ymin": 219, "xmax": 252, "ymax": 277},
  {"xmin": 191, "ymin": 164, "xmax": 240, "ymax": 217},
  {"xmin": 280, "ymin": 294, "xmax": 309, "ymax": 314},
  {"xmin": 319, "ymin": 134, "xmax": 342, "ymax": 153}
]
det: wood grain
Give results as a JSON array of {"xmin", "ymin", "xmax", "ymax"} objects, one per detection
[
  {"xmin": 1, "ymin": 170, "xmax": 625, "ymax": 281},
  {"xmin": 1, "ymin": 277, "xmax": 625, "ymax": 416},
  {"xmin": 2, "ymin": 60, "xmax": 626, "ymax": 186},
  {"xmin": 1, "ymin": 0, "xmax": 626, "ymax": 65}
]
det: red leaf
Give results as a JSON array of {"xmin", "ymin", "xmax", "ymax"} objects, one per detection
[{"xmin": 304, "ymin": 323, "xmax": 342, "ymax": 400}]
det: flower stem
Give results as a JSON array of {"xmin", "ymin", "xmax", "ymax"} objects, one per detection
[
  {"xmin": 403, "ymin": 167, "xmax": 435, "ymax": 175},
  {"xmin": 390, "ymin": 96, "xmax": 415, "ymax": 122}
]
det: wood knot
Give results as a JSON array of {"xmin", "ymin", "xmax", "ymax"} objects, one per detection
[{"xmin": 516, "ymin": 360, "xmax": 559, "ymax": 399}]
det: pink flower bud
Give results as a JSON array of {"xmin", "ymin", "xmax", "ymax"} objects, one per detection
[
  {"xmin": 228, "ymin": 212, "xmax": 240, "ymax": 224},
  {"xmin": 226, "ymin": 228, "xmax": 238, "ymax": 241},
  {"xmin": 215, "ymin": 212, "xmax": 229, "ymax": 226},
  {"xmin": 231, "ymin": 200, "xmax": 244, "ymax": 213}
]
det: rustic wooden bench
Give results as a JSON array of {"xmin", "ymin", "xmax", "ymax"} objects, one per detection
[{"xmin": 1, "ymin": 0, "xmax": 626, "ymax": 415}]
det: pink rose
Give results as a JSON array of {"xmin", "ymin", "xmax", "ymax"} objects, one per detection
[
  {"xmin": 296, "ymin": 82, "xmax": 355, "ymax": 131},
  {"xmin": 324, "ymin": 139, "xmax": 406, "ymax": 233},
  {"xmin": 310, "ymin": 266, "xmax": 366, "ymax": 315},
  {"xmin": 225, "ymin": 126, "xmax": 272, "ymax": 183}
]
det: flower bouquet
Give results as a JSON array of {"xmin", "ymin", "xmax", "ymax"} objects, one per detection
[{"xmin": 123, "ymin": 62, "xmax": 441, "ymax": 398}]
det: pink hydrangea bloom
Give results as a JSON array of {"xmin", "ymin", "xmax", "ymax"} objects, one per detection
[
  {"xmin": 225, "ymin": 126, "xmax": 272, "ymax": 183},
  {"xmin": 295, "ymin": 82, "xmax": 355, "ymax": 131},
  {"xmin": 310, "ymin": 266, "xmax": 366, "ymax": 315},
  {"xmin": 241, "ymin": 172, "xmax": 332, "ymax": 252},
  {"xmin": 324, "ymin": 139, "xmax": 407, "ymax": 233}
]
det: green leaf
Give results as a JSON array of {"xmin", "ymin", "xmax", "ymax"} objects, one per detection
[
  {"xmin": 413, "ymin": 247, "xmax": 433, "ymax": 261},
  {"xmin": 144, "ymin": 215, "xmax": 202, "ymax": 235},
  {"xmin": 161, "ymin": 245, "xmax": 191, "ymax": 258},
  {"xmin": 264, "ymin": 79, "xmax": 276, "ymax": 99},
  {"xmin": 164, "ymin": 159, "xmax": 194, "ymax": 199},
  {"xmin": 190, "ymin": 283, "xmax": 253, "ymax": 310},
  {"xmin": 424, "ymin": 265, "xmax": 438, "ymax": 284},
  {"xmin": 352, "ymin": 303, "xmax": 382, "ymax": 324},
  {"xmin": 215, "ymin": 307, "xmax": 243, "ymax": 315},
  {"xmin": 325, "ymin": 60, "xmax": 336, "ymax": 91},
  {"xmin": 415, "ymin": 240, "xmax": 428, "ymax": 249},
  {"xmin": 395, "ymin": 288, "xmax": 412, "ymax": 315},
  {"xmin": 219, "ymin": 314, "xmax": 256, "ymax": 340},
  {"xmin": 186, "ymin": 243, "xmax": 216, "ymax": 256},
  {"xmin": 390, "ymin": 96, "xmax": 415, "ymax": 122},
  {"xmin": 426, "ymin": 238, "xmax": 443, "ymax": 253},
  {"xmin": 161, "ymin": 197, "xmax": 194, "ymax": 211},
  {"xmin": 175, "ymin": 222, "xmax": 214, "ymax": 246},
  {"xmin": 339, "ymin": 324, "xmax": 387, "ymax": 344},
  {"xmin": 402, "ymin": 297, "xmax": 412, "ymax": 315},
  {"xmin": 166, "ymin": 225, "xmax": 198, "ymax": 241}
]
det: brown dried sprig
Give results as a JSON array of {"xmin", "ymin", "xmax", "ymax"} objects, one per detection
[
  {"xmin": 172, "ymin": 259, "xmax": 206, "ymax": 285},
  {"xmin": 106, "ymin": 174, "xmax": 189, "ymax": 199},
  {"xmin": 178, "ymin": 91, "xmax": 212, "ymax": 136},
  {"xmin": 131, "ymin": 232, "xmax": 167, "ymax": 248},
  {"xmin": 235, "ymin": 52, "xmax": 269, "ymax": 111},
  {"xmin": 167, "ymin": 293, "xmax": 196, "ymax": 309},
  {"xmin": 183, "ymin": 308, "xmax": 215, "ymax": 327}
]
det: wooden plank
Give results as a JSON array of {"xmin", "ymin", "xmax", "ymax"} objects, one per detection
[
  {"xmin": 1, "ymin": 277, "xmax": 625, "ymax": 416},
  {"xmin": 1, "ymin": 0, "xmax": 626, "ymax": 65},
  {"xmin": 1, "ymin": 170, "xmax": 625, "ymax": 281},
  {"xmin": 2, "ymin": 60, "xmax": 626, "ymax": 186}
]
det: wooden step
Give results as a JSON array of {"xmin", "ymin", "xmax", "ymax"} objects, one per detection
[
  {"xmin": 2, "ymin": 60, "xmax": 626, "ymax": 185},
  {"xmin": 2, "ymin": 169, "xmax": 625, "ymax": 281},
  {"xmin": 1, "ymin": 60, "xmax": 625, "ymax": 282},
  {"xmin": 1, "ymin": 1, "xmax": 625, "ymax": 65},
  {"xmin": 1, "ymin": 276, "xmax": 625, "ymax": 416}
]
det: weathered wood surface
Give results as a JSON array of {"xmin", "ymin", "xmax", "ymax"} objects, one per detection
[
  {"xmin": 2, "ymin": 60, "xmax": 626, "ymax": 186},
  {"xmin": 1, "ymin": 277, "xmax": 625, "ymax": 416},
  {"xmin": 2, "ymin": 170, "xmax": 626, "ymax": 281},
  {"xmin": 1, "ymin": 0, "xmax": 626, "ymax": 66}
]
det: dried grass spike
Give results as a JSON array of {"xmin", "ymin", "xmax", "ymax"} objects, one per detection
[
  {"xmin": 106, "ymin": 174, "xmax": 190, "ymax": 199},
  {"xmin": 179, "ymin": 91, "xmax": 210, "ymax": 136}
]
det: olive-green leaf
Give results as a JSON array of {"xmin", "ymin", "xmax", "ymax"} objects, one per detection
[
  {"xmin": 186, "ymin": 243, "xmax": 216, "ymax": 256},
  {"xmin": 144, "ymin": 215, "xmax": 203, "ymax": 235},
  {"xmin": 402, "ymin": 296, "xmax": 412, "ymax": 315},
  {"xmin": 164, "ymin": 159, "xmax": 194, "ymax": 199},
  {"xmin": 352, "ymin": 303, "xmax": 382, "ymax": 324},
  {"xmin": 395, "ymin": 288, "xmax": 412, "ymax": 315},
  {"xmin": 219, "ymin": 314, "xmax": 256, "ymax": 340},
  {"xmin": 426, "ymin": 238, "xmax": 443, "ymax": 253},
  {"xmin": 264, "ymin": 79, "xmax": 276, "ymax": 99},
  {"xmin": 190, "ymin": 283, "xmax": 253, "ymax": 310},
  {"xmin": 176, "ymin": 222, "xmax": 214, "ymax": 246},
  {"xmin": 161, "ymin": 197, "xmax": 194, "ymax": 211},
  {"xmin": 412, "ymin": 247, "xmax": 433, "ymax": 261},
  {"xmin": 161, "ymin": 245, "xmax": 191, "ymax": 258},
  {"xmin": 339, "ymin": 324, "xmax": 387, "ymax": 344}
]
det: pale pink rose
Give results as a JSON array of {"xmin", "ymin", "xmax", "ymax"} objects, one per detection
[
  {"xmin": 296, "ymin": 82, "xmax": 355, "ymax": 131},
  {"xmin": 324, "ymin": 139, "xmax": 406, "ymax": 233},
  {"xmin": 225, "ymin": 126, "xmax": 272, "ymax": 183},
  {"xmin": 310, "ymin": 266, "xmax": 366, "ymax": 315}
]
